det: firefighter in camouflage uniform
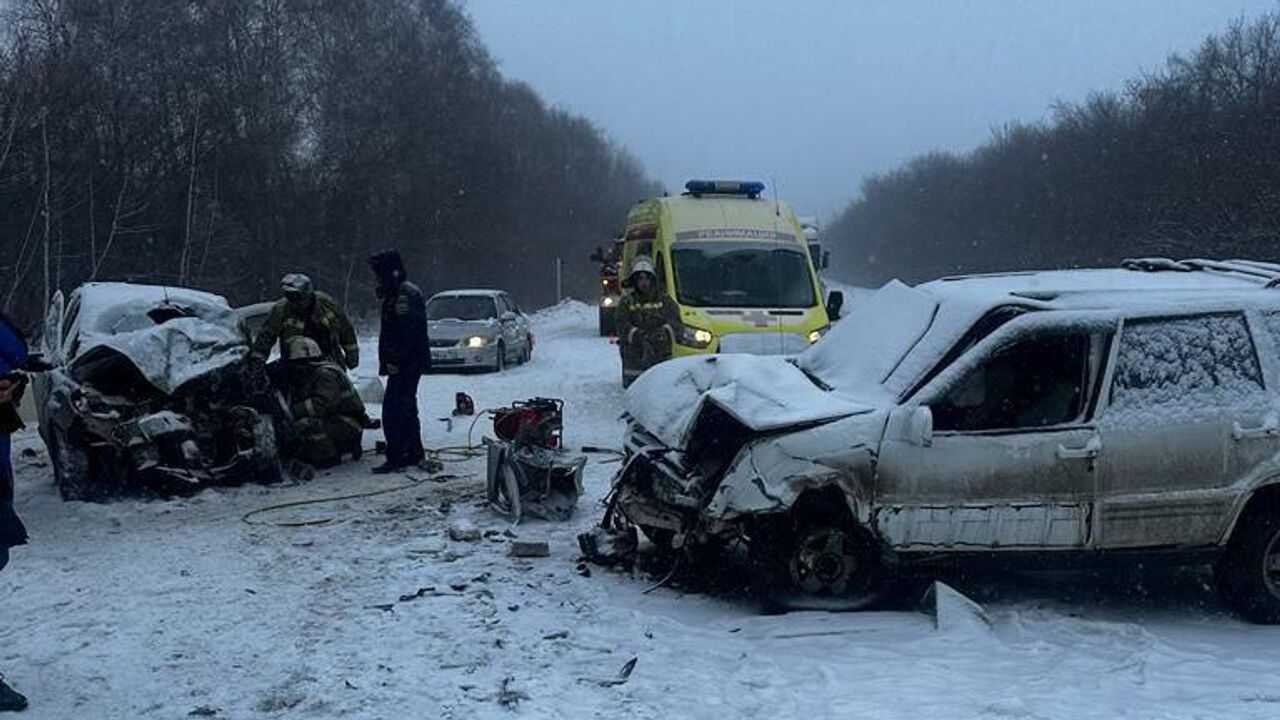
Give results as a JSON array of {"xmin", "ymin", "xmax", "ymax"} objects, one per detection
[
  {"xmin": 252, "ymin": 273, "xmax": 360, "ymax": 369},
  {"xmin": 280, "ymin": 337, "xmax": 367, "ymax": 468},
  {"xmin": 617, "ymin": 255, "xmax": 680, "ymax": 387}
]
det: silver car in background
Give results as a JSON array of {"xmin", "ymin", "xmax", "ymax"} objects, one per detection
[{"xmin": 427, "ymin": 289, "xmax": 534, "ymax": 372}]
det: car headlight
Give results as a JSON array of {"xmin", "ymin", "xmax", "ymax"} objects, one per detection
[
  {"xmin": 676, "ymin": 324, "xmax": 714, "ymax": 349},
  {"xmin": 807, "ymin": 325, "xmax": 831, "ymax": 344},
  {"xmin": 601, "ymin": 297, "xmax": 615, "ymax": 307},
  {"xmin": 467, "ymin": 336, "xmax": 487, "ymax": 348}
]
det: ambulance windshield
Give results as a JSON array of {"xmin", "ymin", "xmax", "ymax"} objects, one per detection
[{"xmin": 670, "ymin": 241, "xmax": 815, "ymax": 308}]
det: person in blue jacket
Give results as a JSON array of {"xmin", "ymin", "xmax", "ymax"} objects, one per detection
[
  {"xmin": 0, "ymin": 314, "xmax": 30, "ymax": 712},
  {"xmin": 367, "ymin": 250, "xmax": 431, "ymax": 474}
]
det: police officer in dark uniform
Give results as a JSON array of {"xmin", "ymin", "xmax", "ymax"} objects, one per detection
[{"xmin": 368, "ymin": 250, "xmax": 431, "ymax": 474}]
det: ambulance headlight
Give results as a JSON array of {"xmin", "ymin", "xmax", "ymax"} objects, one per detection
[
  {"xmin": 467, "ymin": 336, "xmax": 487, "ymax": 348},
  {"xmin": 807, "ymin": 325, "xmax": 831, "ymax": 344},
  {"xmin": 676, "ymin": 324, "xmax": 714, "ymax": 349}
]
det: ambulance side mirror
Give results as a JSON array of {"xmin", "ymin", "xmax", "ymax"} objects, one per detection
[{"xmin": 826, "ymin": 290, "xmax": 844, "ymax": 320}]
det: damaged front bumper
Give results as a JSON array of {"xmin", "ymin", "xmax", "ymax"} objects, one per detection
[
  {"xmin": 610, "ymin": 424, "xmax": 741, "ymax": 546},
  {"xmin": 45, "ymin": 367, "xmax": 283, "ymax": 498},
  {"xmin": 111, "ymin": 405, "xmax": 280, "ymax": 488},
  {"xmin": 609, "ymin": 412, "xmax": 881, "ymax": 550}
]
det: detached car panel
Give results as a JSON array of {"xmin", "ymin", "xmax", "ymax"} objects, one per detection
[{"xmin": 35, "ymin": 283, "xmax": 284, "ymax": 500}]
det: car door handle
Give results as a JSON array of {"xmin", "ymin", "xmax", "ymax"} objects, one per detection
[
  {"xmin": 1232, "ymin": 419, "xmax": 1280, "ymax": 441},
  {"xmin": 1057, "ymin": 436, "xmax": 1102, "ymax": 460}
]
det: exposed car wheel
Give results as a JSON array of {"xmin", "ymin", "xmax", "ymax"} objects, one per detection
[
  {"xmin": 48, "ymin": 425, "xmax": 109, "ymax": 502},
  {"xmin": 753, "ymin": 513, "xmax": 883, "ymax": 611},
  {"xmin": 521, "ymin": 336, "xmax": 533, "ymax": 364},
  {"xmin": 1216, "ymin": 509, "xmax": 1280, "ymax": 623}
]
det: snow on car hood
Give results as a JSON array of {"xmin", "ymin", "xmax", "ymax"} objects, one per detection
[
  {"xmin": 796, "ymin": 279, "xmax": 940, "ymax": 403},
  {"xmin": 625, "ymin": 353, "xmax": 873, "ymax": 449},
  {"xmin": 428, "ymin": 319, "xmax": 498, "ymax": 342},
  {"xmin": 69, "ymin": 283, "xmax": 248, "ymax": 395}
]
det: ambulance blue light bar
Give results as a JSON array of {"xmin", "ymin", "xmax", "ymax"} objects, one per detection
[{"xmin": 684, "ymin": 180, "xmax": 766, "ymax": 198}]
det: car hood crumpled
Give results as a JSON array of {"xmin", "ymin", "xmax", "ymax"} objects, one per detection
[
  {"xmin": 624, "ymin": 354, "xmax": 874, "ymax": 449},
  {"xmin": 72, "ymin": 313, "xmax": 248, "ymax": 396}
]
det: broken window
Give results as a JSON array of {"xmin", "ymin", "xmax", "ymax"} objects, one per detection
[
  {"xmin": 933, "ymin": 332, "xmax": 1091, "ymax": 433},
  {"xmin": 1109, "ymin": 313, "xmax": 1263, "ymax": 416}
]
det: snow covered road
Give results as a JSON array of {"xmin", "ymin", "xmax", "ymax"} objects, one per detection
[{"xmin": 3, "ymin": 300, "xmax": 1280, "ymax": 719}]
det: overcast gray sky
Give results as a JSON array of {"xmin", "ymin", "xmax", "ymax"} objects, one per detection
[{"xmin": 465, "ymin": 0, "xmax": 1277, "ymax": 220}]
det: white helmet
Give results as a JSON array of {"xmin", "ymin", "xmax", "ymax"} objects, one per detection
[
  {"xmin": 285, "ymin": 336, "xmax": 323, "ymax": 361},
  {"xmin": 629, "ymin": 256, "xmax": 656, "ymax": 280}
]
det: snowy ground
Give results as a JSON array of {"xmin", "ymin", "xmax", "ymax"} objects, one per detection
[{"xmin": 4, "ymin": 299, "xmax": 1280, "ymax": 719}]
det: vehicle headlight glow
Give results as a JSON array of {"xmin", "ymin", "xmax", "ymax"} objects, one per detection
[
  {"xmin": 601, "ymin": 296, "xmax": 615, "ymax": 307},
  {"xmin": 467, "ymin": 336, "xmax": 487, "ymax": 348},
  {"xmin": 808, "ymin": 325, "xmax": 831, "ymax": 344},
  {"xmin": 676, "ymin": 323, "xmax": 714, "ymax": 349}
]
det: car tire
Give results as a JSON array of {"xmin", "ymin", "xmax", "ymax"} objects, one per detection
[
  {"xmin": 521, "ymin": 337, "xmax": 533, "ymax": 364},
  {"xmin": 752, "ymin": 512, "xmax": 884, "ymax": 611},
  {"xmin": 1216, "ymin": 508, "xmax": 1280, "ymax": 623},
  {"xmin": 49, "ymin": 425, "xmax": 116, "ymax": 502}
]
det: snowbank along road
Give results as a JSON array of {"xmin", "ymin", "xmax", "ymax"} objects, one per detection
[{"xmin": 3, "ymin": 298, "xmax": 1280, "ymax": 719}]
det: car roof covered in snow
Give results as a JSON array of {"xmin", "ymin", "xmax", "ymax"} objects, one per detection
[
  {"xmin": 799, "ymin": 259, "xmax": 1280, "ymax": 404},
  {"xmin": 429, "ymin": 289, "xmax": 505, "ymax": 299},
  {"xmin": 62, "ymin": 282, "xmax": 247, "ymax": 395},
  {"xmin": 921, "ymin": 264, "xmax": 1276, "ymax": 310},
  {"xmin": 73, "ymin": 282, "xmax": 233, "ymax": 333}
]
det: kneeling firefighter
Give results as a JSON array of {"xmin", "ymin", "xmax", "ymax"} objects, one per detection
[
  {"xmin": 617, "ymin": 255, "xmax": 679, "ymax": 387},
  {"xmin": 279, "ymin": 337, "xmax": 367, "ymax": 468}
]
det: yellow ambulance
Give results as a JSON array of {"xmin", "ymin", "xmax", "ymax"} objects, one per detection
[{"xmin": 619, "ymin": 180, "xmax": 841, "ymax": 359}]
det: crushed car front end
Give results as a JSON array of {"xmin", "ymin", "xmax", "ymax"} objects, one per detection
[
  {"xmin": 39, "ymin": 284, "xmax": 284, "ymax": 500},
  {"xmin": 608, "ymin": 353, "xmax": 884, "ymax": 551}
]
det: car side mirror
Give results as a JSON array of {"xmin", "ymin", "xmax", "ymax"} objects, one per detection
[
  {"xmin": 906, "ymin": 406, "xmax": 933, "ymax": 447},
  {"xmin": 499, "ymin": 311, "xmax": 517, "ymax": 323},
  {"xmin": 826, "ymin": 290, "xmax": 844, "ymax": 320}
]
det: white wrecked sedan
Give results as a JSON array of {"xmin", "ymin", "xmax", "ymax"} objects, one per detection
[
  {"xmin": 613, "ymin": 259, "xmax": 1280, "ymax": 622},
  {"xmin": 32, "ymin": 283, "xmax": 283, "ymax": 500}
]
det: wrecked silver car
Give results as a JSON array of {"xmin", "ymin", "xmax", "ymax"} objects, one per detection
[
  {"xmin": 611, "ymin": 259, "xmax": 1280, "ymax": 622},
  {"xmin": 33, "ymin": 283, "xmax": 283, "ymax": 500}
]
